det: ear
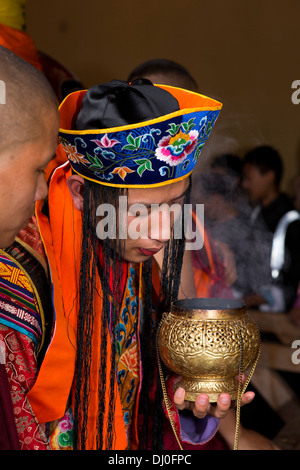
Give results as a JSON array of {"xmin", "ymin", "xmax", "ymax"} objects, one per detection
[{"xmin": 67, "ymin": 175, "xmax": 85, "ymax": 212}]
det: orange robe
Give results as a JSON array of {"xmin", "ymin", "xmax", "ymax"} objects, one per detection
[
  {"xmin": 27, "ymin": 148, "xmax": 128, "ymax": 449},
  {"xmin": 0, "ymin": 23, "xmax": 42, "ymax": 71}
]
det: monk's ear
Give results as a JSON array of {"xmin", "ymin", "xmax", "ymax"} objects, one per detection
[{"xmin": 67, "ymin": 175, "xmax": 85, "ymax": 212}]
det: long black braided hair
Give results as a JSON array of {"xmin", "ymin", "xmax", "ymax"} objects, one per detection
[{"xmin": 73, "ymin": 177, "xmax": 191, "ymax": 450}]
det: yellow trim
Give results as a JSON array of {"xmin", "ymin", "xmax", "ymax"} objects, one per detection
[
  {"xmin": 0, "ymin": 249, "xmax": 46, "ymax": 355},
  {"xmin": 60, "ymin": 107, "xmax": 221, "ymax": 135},
  {"xmin": 59, "ymin": 87, "xmax": 222, "ymax": 136},
  {"xmin": 71, "ymin": 165, "xmax": 193, "ymax": 188},
  {"xmin": 153, "ymin": 82, "xmax": 220, "ymax": 102}
]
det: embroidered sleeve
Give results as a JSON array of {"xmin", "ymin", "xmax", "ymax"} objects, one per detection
[
  {"xmin": 0, "ymin": 254, "xmax": 48, "ymax": 449},
  {"xmin": 0, "ymin": 254, "xmax": 43, "ymax": 351},
  {"xmin": 163, "ymin": 374, "xmax": 219, "ymax": 448},
  {"xmin": 0, "ymin": 324, "xmax": 49, "ymax": 449}
]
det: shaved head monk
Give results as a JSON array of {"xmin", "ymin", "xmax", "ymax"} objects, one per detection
[
  {"xmin": 0, "ymin": 45, "xmax": 59, "ymax": 248},
  {"xmin": 0, "ymin": 45, "xmax": 59, "ymax": 450}
]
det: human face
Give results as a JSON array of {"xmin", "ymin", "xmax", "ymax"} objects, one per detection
[
  {"xmin": 123, "ymin": 178, "xmax": 190, "ymax": 263},
  {"xmin": 242, "ymin": 163, "xmax": 273, "ymax": 206},
  {"xmin": 0, "ymin": 108, "xmax": 59, "ymax": 248}
]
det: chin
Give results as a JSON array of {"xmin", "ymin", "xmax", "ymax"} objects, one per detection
[
  {"xmin": 124, "ymin": 250, "xmax": 151, "ymax": 264},
  {"xmin": 125, "ymin": 254, "xmax": 148, "ymax": 264}
]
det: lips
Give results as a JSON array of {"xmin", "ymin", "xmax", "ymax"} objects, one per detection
[{"xmin": 138, "ymin": 247, "xmax": 162, "ymax": 257}]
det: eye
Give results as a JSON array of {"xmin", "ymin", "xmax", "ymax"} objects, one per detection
[
  {"xmin": 175, "ymin": 196, "xmax": 185, "ymax": 205},
  {"xmin": 128, "ymin": 203, "xmax": 150, "ymax": 217}
]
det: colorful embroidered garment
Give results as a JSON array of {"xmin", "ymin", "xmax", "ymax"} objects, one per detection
[
  {"xmin": 0, "ymin": 325, "xmax": 49, "ymax": 449},
  {"xmin": 0, "ymin": 246, "xmax": 49, "ymax": 450},
  {"xmin": 0, "ymin": 228, "xmax": 52, "ymax": 450},
  {"xmin": 48, "ymin": 261, "xmax": 142, "ymax": 449},
  {"xmin": 0, "ymin": 252, "xmax": 43, "ymax": 351},
  {"xmin": 116, "ymin": 264, "xmax": 140, "ymax": 436},
  {"xmin": 48, "ymin": 409, "xmax": 74, "ymax": 450}
]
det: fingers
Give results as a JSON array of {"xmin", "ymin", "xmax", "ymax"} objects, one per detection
[
  {"xmin": 174, "ymin": 388, "xmax": 210, "ymax": 417},
  {"xmin": 192, "ymin": 394, "xmax": 210, "ymax": 418},
  {"xmin": 173, "ymin": 386, "xmax": 187, "ymax": 410},
  {"xmin": 174, "ymin": 387, "xmax": 255, "ymax": 420},
  {"xmin": 193, "ymin": 393, "xmax": 233, "ymax": 419},
  {"xmin": 241, "ymin": 391, "xmax": 255, "ymax": 405},
  {"xmin": 192, "ymin": 393, "xmax": 232, "ymax": 419},
  {"xmin": 233, "ymin": 375, "xmax": 255, "ymax": 405},
  {"xmin": 213, "ymin": 393, "xmax": 232, "ymax": 418}
]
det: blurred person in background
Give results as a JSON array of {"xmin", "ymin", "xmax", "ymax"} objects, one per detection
[{"xmin": 242, "ymin": 145, "xmax": 300, "ymax": 312}]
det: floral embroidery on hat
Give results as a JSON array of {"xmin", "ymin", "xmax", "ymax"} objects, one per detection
[
  {"xmin": 59, "ymin": 108, "xmax": 220, "ymax": 186},
  {"xmin": 91, "ymin": 135, "xmax": 120, "ymax": 148},
  {"xmin": 111, "ymin": 166, "xmax": 135, "ymax": 181},
  {"xmin": 155, "ymin": 119, "xmax": 199, "ymax": 166},
  {"xmin": 60, "ymin": 141, "xmax": 89, "ymax": 165}
]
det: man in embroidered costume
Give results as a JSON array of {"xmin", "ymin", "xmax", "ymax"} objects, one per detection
[
  {"xmin": 0, "ymin": 45, "xmax": 59, "ymax": 449},
  {"xmin": 24, "ymin": 79, "xmax": 255, "ymax": 450}
]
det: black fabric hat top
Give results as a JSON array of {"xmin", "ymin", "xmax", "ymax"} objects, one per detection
[{"xmin": 75, "ymin": 78, "xmax": 180, "ymax": 130}]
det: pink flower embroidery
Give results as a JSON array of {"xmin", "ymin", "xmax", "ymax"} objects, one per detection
[
  {"xmin": 155, "ymin": 129, "xmax": 199, "ymax": 166},
  {"xmin": 58, "ymin": 413, "xmax": 73, "ymax": 432},
  {"xmin": 60, "ymin": 142, "xmax": 89, "ymax": 164},
  {"xmin": 91, "ymin": 135, "xmax": 120, "ymax": 148}
]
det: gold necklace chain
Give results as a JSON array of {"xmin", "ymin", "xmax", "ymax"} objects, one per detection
[
  {"xmin": 156, "ymin": 326, "xmax": 183, "ymax": 450},
  {"xmin": 234, "ymin": 327, "xmax": 261, "ymax": 450}
]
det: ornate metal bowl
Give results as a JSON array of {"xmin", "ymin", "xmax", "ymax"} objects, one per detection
[{"xmin": 157, "ymin": 298, "xmax": 260, "ymax": 402}]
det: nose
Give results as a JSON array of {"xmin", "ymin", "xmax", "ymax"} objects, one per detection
[{"xmin": 149, "ymin": 205, "xmax": 180, "ymax": 243}]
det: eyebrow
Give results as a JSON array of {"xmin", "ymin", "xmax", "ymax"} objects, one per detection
[
  {"xmin": 132, "ymin": 185, "xmax": 190, "ymax": 209},
  {"xmin": 172, "ymin": 186, "xmax": 190, "ymax": 201}
]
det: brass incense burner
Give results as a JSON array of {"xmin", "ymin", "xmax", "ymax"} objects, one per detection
[{"xmin": 157, "ymin": 298, "xmax": 261, "ymax": 402}]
